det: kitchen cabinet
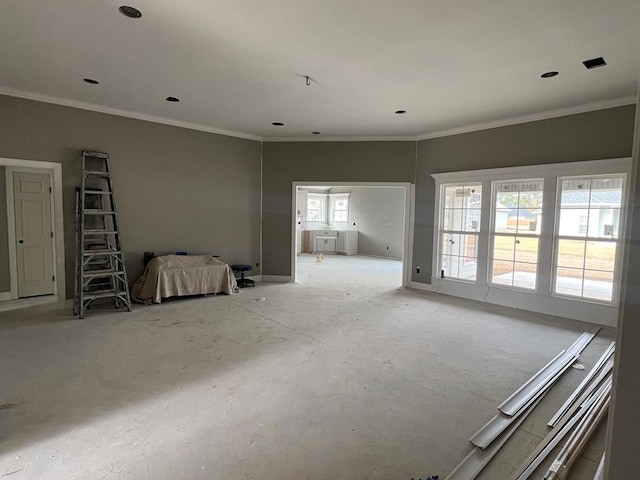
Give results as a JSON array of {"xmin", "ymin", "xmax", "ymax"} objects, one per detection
[
  {"xmin": 314, "ymin": 230, "xmax": 337, "ymax": 253},
  {"xmin": 302, "ymin": 230, "xmax": 358, "ymax": 255},
  {"xmin": 316, "ymin": 236, "xmax": 337, "ymax": 252},
  {"xmin": 337, "ymin": 230, "xmax": 358, "ymax": 255}
]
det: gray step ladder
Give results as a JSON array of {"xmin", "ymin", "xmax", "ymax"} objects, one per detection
[{"xmin": 73, "ymin": 151, "xmax": 132, "ymax": 318}]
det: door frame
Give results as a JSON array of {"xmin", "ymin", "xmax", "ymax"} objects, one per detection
[
  {"xmin": 1, "ymin": 158, "xmax": 65, "ymax": 305},
  {"xmin": 291, "ymin": 181, "xmax": 414, "ymax": 287}
]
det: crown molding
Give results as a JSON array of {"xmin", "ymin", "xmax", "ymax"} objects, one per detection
[
  {"xmin": 0, "ymin": 86, "xmax": 263, "ymax": 142},
  {"xmin": 1, "ymin": 86, "xmax": 635, "ymax": 144},
  {"xmin": 262, "ymin": 135, "xmax": 419, "ymax": 142},
  {"xmin": 416, "ymin": 96, "xmax": 637, "ymax": 141}
]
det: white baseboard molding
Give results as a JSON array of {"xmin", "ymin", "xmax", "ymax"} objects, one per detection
[
  {"xmin": 0, "ymin": 292, "xmax": 13, "ymax": 302},
  {"xmin": 245, "ymin": 275, "xmax": 261, "ymax": 282},
  {"xmin": 408, "ymin": 281, "xmax": 433, "ymax": 292},
  {"xmin": 357, "ymin": 253, "xmax": 403, "ymax": 261},
  {"xmin": 429, "ymin": 278, "xmax": 618, "ymax": 327},
  {"xmin": 261, "ymin": 275, "xmax": 292, "ymax": 282}
]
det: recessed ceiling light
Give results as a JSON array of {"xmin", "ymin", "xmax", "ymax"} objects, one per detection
[
  {"xmin": 165, "ymin": 96, "xmax": 180, "ymax": 102},
  {"xmin": 395, "ymin": 110, "xmax": 406, "ymax": 114},
  {"xmin": 83, "ymin": 78, "xmax": 99, "ymax": 85},
  {"xmin": 312, "ymin": 131, "xmax": 321, "ymax": 135},
  {"xmin": 583, "ymin": 57, "xmax": 607, "ymax": 69},
  {"xmin": 541, "ymin": 71, "xmax": 559, "ymax": 78},
  {"xmin": 118, "ymin": 5, "xmax": 142, "ymax": 18},
  {"xmin": 272, "ymin": 122, "xmax": 285, "ymax": 126}
]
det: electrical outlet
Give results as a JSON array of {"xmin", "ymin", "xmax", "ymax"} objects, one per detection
[
  {"xmin": 256, "ymin": 262, "xmax": 259, "ymax": 267},
  {"xmin": 416, "ymin": 266, "xmax": 421, "ymax": 274}
]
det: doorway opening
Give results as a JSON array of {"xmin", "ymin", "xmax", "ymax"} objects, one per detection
[
  {"xmin": 0, "ymin": 158, "xmax": 65, "ymax": 309},
  {"xmin": 291, "ymin": 182, "xmax": 413, "ymax": 288}
]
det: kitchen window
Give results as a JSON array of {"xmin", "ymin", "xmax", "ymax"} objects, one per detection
[
  {"xmin": 329, "ymin": 193, "xmax": 350, "ymax": 223},
  {"xmin": 306, "ymin": 193, "xmax": 326, "ymax": 222}
]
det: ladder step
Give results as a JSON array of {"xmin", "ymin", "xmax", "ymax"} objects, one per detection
[
  {"xmin": 83, "ymin": 209, "xmax": 115, "ymax": 215},
  {"xmin": 83, "ymin": 170, "xmax": 110, "ymax": 177},
  {"xmin": 83, "ymin": 269, "xmax": 125, "ymax": 277},
  {"xmin": 83, "ymin": 249, "xmax": 122, "ymax": 255},
  {"xmin": 82, "ymin": 150, "xmax": 109, "ymax": 159},
  {"xmin": 82, "ymin": 290, "xmax": 128, "ymax": 300},
  {"xmin": 83, "ymin": 229, "xmax": 118, "ymax": 235},
  {"xmin": 85, "ymin": 190, "xmax": 112, "ymax": 195}
]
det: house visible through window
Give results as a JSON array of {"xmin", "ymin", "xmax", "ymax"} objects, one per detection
[
  {"xmin": 491, "ymin": 180, "xmax": 543, "ymax": 290},
  {"xmin": 433, "ymin": 162, "xmax": 628, "ymax": 310},
  {"xmin": 554, "ymin": 175, "xmax": 623, "ymax": 302}
]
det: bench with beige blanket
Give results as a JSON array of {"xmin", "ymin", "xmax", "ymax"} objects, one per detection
[{"xmin": 131, "ymin": 254, "xmax": 238, "ymax": 304}]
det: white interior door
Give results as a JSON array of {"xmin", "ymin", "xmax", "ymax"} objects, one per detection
[{"xmin": 13, "ymin": 172, "xmax": 54, "ymax": 297}]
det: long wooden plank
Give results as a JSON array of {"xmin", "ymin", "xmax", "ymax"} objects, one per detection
[
  {"xmin": 499, "ymin": 330, "xmax": 599, "ymax": 417},
  {"xmin": 498, "ymin": 351, "xmax": 576, "ymax": 416},
  {"xmin": 544, "ymin": 382, "xmax": 611, "ymax": 480},
  {"xmin": 512, "ymin": 377, "xmax": 612, "ymax": 480},
  {"xmin": 445, "ymin": 397, "xmax": 542, "ymax": 480},
  {"xmin": 470, "ymin": 353, "xmax": 578, "ymax": 448},
  {"xmin": 511, "ymin": 365, "xmax": 612, "ymax": 479},
  {"xmin": 547, "ymin": 341, "xmax": 614, "ymax": 427},
  {"xmin": 593, "ymin": 453, "xmax": 605, "ymax": 480},
  {"xmin": 566, "ymin": 328, "xmax": 601, "ymax": 355}
]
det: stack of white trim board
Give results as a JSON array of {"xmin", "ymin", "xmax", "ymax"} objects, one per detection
[{"xmin": 444, "ymin": 326, "xmax": 614, "ymax": 480}]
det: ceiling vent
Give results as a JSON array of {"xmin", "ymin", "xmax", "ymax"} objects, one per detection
[{"xmin": 583, "ymin": 57, "xmax": 607, "ymax": 69}]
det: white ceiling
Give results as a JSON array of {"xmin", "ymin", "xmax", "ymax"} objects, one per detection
[{"xmin": 1, "ymin": 0, "xmax": 639, "ymax": 140}]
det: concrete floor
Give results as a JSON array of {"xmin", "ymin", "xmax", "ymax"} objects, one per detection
[{"xmin": 0, "ymin": 254, "xmax": 613, "ymax": 479}]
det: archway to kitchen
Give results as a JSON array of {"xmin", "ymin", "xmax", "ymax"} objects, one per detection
[{"xmin": 291, "ymin": 182, "xmax": 413, "ymax": 289}]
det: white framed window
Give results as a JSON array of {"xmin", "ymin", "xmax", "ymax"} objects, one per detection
[
  {"xmin": 553, "ymin": 175, "xmax": 624, "ymax": 302},
  {"xmin": 431, "ymin": 158, "xmax": 631, "ymax": 326},
  {"xmin": 490, "ymin": 179, "xmax": 543, "ymax": 290},
  {"xmin": 438, "ymin": 184, "xmax": 482, "ymax": 281},
  {"xmin": 306, "ymin": 193, "xmax": 326, "ymax": 222},
  {"xmin": 329, "ymin": 193, "xmax": 349, "ymax": 223}
]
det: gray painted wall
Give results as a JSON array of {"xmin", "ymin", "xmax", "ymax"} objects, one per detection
[
  {"xmin": 263, "ymin": 106, "xmax": 635, "ymax": 280},
  {"xmin": 0, "ymin": 94, "xmax": 262, "ymax": 298},
  {"xmin": 607, "ymin": 93, "xmax": 640, "ymax": 478},
  {"xmin": 0, "ymin": 167, "xmax": 9, "ymax": 292},
  {"xmin": 330, "ymin": 186, "xmax": 404, "ymax": 259},
  {"xmin": 413, "ymin": 105, "xmax": 637, "ymax": 283},
  {"xmin": 262, "ymin": 141, "xmax": 416, "ymax": 276}
]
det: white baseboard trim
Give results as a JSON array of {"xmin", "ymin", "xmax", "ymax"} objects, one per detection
[
  {"xmin": 429, "ymin": 278, "xmax": 618, "ymax": 327},
  {"xmin": 357, "ymin": 254, "xmax": 403, "ymax": 261},
  {"xmin": 408, "ymin": 281, "xmax": 433, "ymax": 292},
  {"xmin": 245, "ymin": 275, "xmax": 262, "ymax": 282},
  {"xmin": 261, "ymin": 275, "xmax": 292, "ymax": 282},
  {"xmin": 0, "ymin": 292, "xmax": 13, "ymax": 302}
]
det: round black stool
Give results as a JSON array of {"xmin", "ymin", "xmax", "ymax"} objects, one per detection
[{"xmin": 231, "ymin": 264, "xmax": 255, "ymax": 287}]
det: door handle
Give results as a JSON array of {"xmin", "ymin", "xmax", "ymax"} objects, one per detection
[{"xmin": 18, "ymin": 240, "xmax": 24, "ymax": 244}]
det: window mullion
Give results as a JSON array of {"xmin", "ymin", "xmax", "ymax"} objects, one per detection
[
  {"xmin": 476, "ymin": 181, "xmax": 492, "ymax": 285},
  {"xmin": 537, "ymin": 176, "xmax": 557, "ymax": 295}
]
